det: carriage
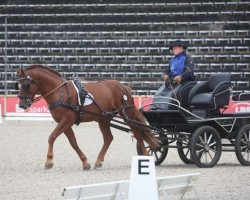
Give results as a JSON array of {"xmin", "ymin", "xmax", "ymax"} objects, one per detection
[
  {"xmin": 137, "ymin": 73, "xmax": 250, "ymax": 168},
  {"xmin": 16, "ymin": 66, "xmax": 250, "ymax": 169}
]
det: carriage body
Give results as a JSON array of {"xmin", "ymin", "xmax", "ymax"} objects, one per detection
[{"xmin": 139, "ymin": 83, "xmax": 250, "ymax": 168}]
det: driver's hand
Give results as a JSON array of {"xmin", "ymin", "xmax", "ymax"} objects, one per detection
[
  {"xmin": 163, "ymin": 75, "xmax": 169, "ymax": 82},
  {"xmin": 174, "ymin": 75, "xmax": 182, "ymax": 84}
]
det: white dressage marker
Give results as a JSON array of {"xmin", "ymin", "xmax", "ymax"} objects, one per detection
[{"xmin": 128, "ymin": 156, "xmax": 158, "ymax": 200}]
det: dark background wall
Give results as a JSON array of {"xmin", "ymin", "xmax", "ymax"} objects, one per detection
[{"xmin": 0, "ymin": 0, "xmax": 249, "ymax": 95}]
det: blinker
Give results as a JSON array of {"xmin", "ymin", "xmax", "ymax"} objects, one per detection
[
  {"xmin": 22, "ymin": 82, "xmax": 30, "ymax": 90},
  {"xmin": 15, "ymin": 82, "xmax": 19, "ymax": 90}
]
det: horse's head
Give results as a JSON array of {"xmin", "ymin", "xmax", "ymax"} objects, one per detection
[{"xmin": 15, "ymin": 68, "xmax": 39, "ymax": 110}]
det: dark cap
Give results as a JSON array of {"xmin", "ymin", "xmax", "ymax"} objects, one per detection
[{"xmin": 169, "ymin": 40, "xmax": 188, "ymax": 50}]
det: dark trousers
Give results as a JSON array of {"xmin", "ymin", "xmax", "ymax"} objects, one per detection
[{"xmin": 151, "ymin": 83, "xmax": 182, "ymax": 110}]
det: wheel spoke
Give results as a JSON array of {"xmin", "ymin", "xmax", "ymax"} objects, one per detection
[
  {"xmin": 199, "ymin": 136, "xmax": 205, "ymax": 145},
  {"xmin": 209, "ymin": 141, "xmax": 217, "ymax": 147},
  {"xmin": 209, "ymin": 148, "xmax": 217, "ymax": 153},
  {"xmin": 241, "ymin": 139, "xmax": 248, "ymax": 145},
  {"xmin": 196, "ymin": 143, "xmax": 204, "ymax": 148},
  {"xmin": 240, "ymin": 145, "xmax": 248, "ymax": 150},
  {"xmin": 158, "ymin": 150, "xmax": 164, "ymax": 154},
  {"xmin": 208, "ymin": 150, "xmax": 214, "ymax": 160},
  {"xmin": 205, "ymin": 152, "xmax": 208, "ymax": 164},
  {"xmin": 247, "ymin": 150, "xmax": 250, "ymax": 162},
  {"xmin": 185, "ymin": 149, "xmax": 190, "ymax": 157},
  {"xmin": 198, "ymin": 149, "xmax": 205, "ymax": 160},
  {"xmin": 207, "ymin": 134, "xmax": 213, "ymax": 144},
  {"xmin": 154, "ymin": 152, "xmax": 159, "ymax": 160},
  {"xmin": 243, "ymin": 132, "xmax": 249, "ymax": 142},
  {"xmin": 204, "ymin": 132, "xmax": 207, "ymax": 143},
  {"xmin": 242, "ymin": 148, "xmax": 249, "ymax": 158},
  {"xmin": 197, "ymin": 148, "xmax": 204, "ymax": 153},
  {"xmin": 199, "ymin": 151, "xmax": 205, "ymax": 160}
]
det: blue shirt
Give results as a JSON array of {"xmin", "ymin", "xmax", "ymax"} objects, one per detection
[
  {"xmin": 169, "ymin": 52, "xmax": 186, "ymax": 77},
  {"xmin": 164, "ymin": 52, "xmax": 195, "ymax": 83}
]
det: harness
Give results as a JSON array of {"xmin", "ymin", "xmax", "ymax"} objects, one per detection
[
  {"xmin": 16, "ymin": 74, "xmax": 135, "ymax": 126},
  {"xmin": 48, "ymin": 79, "xmax": 88, "ymax": 126}
]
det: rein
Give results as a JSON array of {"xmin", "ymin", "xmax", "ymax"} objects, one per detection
[{"xmin": 33, "ymin": 80, "xmax": 68, "ymax": 103}]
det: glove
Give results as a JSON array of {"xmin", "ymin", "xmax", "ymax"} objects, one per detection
[
  {"xmin": 163, "ymin": 75, "xmax": 169, "ymax": 82},
  {"xmin": 173, "ymin": 75, "xmax": 182, "ymax": 84}
]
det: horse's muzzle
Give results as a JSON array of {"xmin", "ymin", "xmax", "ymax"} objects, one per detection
[
  {"xmin": 18, "ymin": 95, "xmax": 33, "ymax": 110},
  {"xmin": 19, "ymin": 103, "xmax": 28, "ymax": 110}
]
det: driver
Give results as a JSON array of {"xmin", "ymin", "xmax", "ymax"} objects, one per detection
[{"xmin": 151, "ymin": 40, "xmax": 195, "ymax": 110}]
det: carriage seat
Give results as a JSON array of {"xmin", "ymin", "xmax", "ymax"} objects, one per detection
[
  {"xmin": 177, "ymin": 81, "xmax": 197, "ymax": 107},
  {"xmin": 188, "ymin": 73, "xmax": 232, "ymax": 108}
]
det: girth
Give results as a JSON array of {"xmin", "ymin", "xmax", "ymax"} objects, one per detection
[{"xmin": 48, "ymin": 79, "xmax": 87, "ymax": 126}]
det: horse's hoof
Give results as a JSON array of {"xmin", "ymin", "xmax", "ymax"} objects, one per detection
[
  {"xmin": 94, "ymin": 163, "xmax": 102, "ymax": 169},
  {"xmin": 44, "ymin": 163, "xmax": 53, "ymax": 170},
  {"xmin": 83, "ymin": 163, "xmax": 91, "ymax": 170}
]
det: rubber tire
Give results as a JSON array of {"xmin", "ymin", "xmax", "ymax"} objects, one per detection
[
  {"xmin": 235, "ymin": 124, "xmax": 250, "ymax": 166},
  {"xmin": 190, "ymin": 126, "xmax": 222, "ymax": 168},
  {"xmin": 177, "ymin": 136, "xmax": 194, "ymax": 164},
  {"xmin": 136, "ymin": 136, "xmax": 168, "ymax": 166}
]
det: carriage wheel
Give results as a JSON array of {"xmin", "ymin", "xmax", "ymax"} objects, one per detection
[
  {"xmin": 136, "ymin": 136, "xmax": 168, "ymax": 166},
  {"xmin": 235, "ymin": 124, "xmax": 250, "ymax": 166},
  {"xmin": 177, "ymin": 135, "xmax": 194, "ymax": 164},
  {"xmin": 190, "ymin": 126, "xmax": 222, "ymax": 168}
]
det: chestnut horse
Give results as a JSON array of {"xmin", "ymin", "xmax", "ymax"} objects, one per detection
[{"xmin": 16, "ymin": 65, "xmax": 160, "ymax": 170}]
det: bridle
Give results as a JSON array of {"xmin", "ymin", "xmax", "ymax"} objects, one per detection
[{"xmin": 16, "ymin": 74, "xmax": 68, "ymax": 107}]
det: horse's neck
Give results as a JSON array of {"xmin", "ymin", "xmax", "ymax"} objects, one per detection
[{"xmin": 31, "ymin": 70, "xmax": 62, "ymax": 96}]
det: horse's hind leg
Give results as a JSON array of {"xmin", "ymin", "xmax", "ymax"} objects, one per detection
[
  {"xmin": 64, "ymin": 128, "xmax": 91, "ymax": 170},
  {"xmin": 94, "ymin": 120, "xmax": 113, "ymax": 169}
]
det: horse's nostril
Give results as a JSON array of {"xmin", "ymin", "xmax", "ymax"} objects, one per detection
[{"xmin": 19, "ymin": 104, "xmax": 27, "ymax": 109}]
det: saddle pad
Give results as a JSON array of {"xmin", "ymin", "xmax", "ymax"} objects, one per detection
[{"xmin": 71, "ymin": 80, "xmax": 93, "ymax": 106}]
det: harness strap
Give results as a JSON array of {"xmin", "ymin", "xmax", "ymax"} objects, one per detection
[
  {"xmin": 33, "ymin": 80, "xmax": 68, "ymax": 103},
  {"xmin": 73, "ymin": 80, "xmax": 88, "ymax": 125},
  {"xmin": 48, "ymin": 101, "xmax": 79, "ymax": 111},
  {"xmin": 48, "ymin": 79, "xmax": 88, "ymax": 126}
]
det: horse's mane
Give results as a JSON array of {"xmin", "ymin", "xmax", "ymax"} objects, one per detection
[{"xmin": 25, "ymin": 65, "xmax": 62, "ymax": 77}]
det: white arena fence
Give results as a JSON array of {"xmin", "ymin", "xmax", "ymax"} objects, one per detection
[{"xmin": 62, "ymin": 173, "xmax": 201, "ymax": 200}]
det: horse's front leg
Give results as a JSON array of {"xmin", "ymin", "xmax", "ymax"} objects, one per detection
[
  {"xmin": 45, "ymin": 119, "xmax": 73, "ymax": 169},
  {"xmin": 64, "ymin": 128, "xmax": 91, "ymax": 170}
]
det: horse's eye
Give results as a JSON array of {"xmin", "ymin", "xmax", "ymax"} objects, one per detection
[{"xmin": 15, "ymin": 82, "xmax": 19, "ymax": 90}]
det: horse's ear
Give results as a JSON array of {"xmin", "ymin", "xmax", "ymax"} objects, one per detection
[
  {"xmin": 16, "ymin": 68, "xmax": 21, "ymax": 75},
  {"xmin": 16, "ymin": 67, "xmax": 25, "ymax": 76},
  {"xmin": 20, "ymin": 67, "xmax": 25, "ymax": 75}
]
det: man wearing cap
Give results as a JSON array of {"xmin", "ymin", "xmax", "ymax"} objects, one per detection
[{"xmin": 151, "ymin": 40, "xmax": 195, "ymax": 110}]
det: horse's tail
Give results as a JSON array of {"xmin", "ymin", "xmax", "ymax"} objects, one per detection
[
  {"xmin": 133, "ymin": 109, "xmax": 161, "ymax": 149},
  {"xmin": 119, "ymin": 83, "xmax": 160, "ymax": 149}
]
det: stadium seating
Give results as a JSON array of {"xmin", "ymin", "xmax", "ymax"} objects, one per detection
[{"xmin": 0, "ymin": 0, "xmax": 249, "ymax": 95}]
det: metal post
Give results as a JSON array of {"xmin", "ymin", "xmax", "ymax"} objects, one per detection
[{"xmin": 4, "ymin": 17, "xmax": 8, "ymax": 95}]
